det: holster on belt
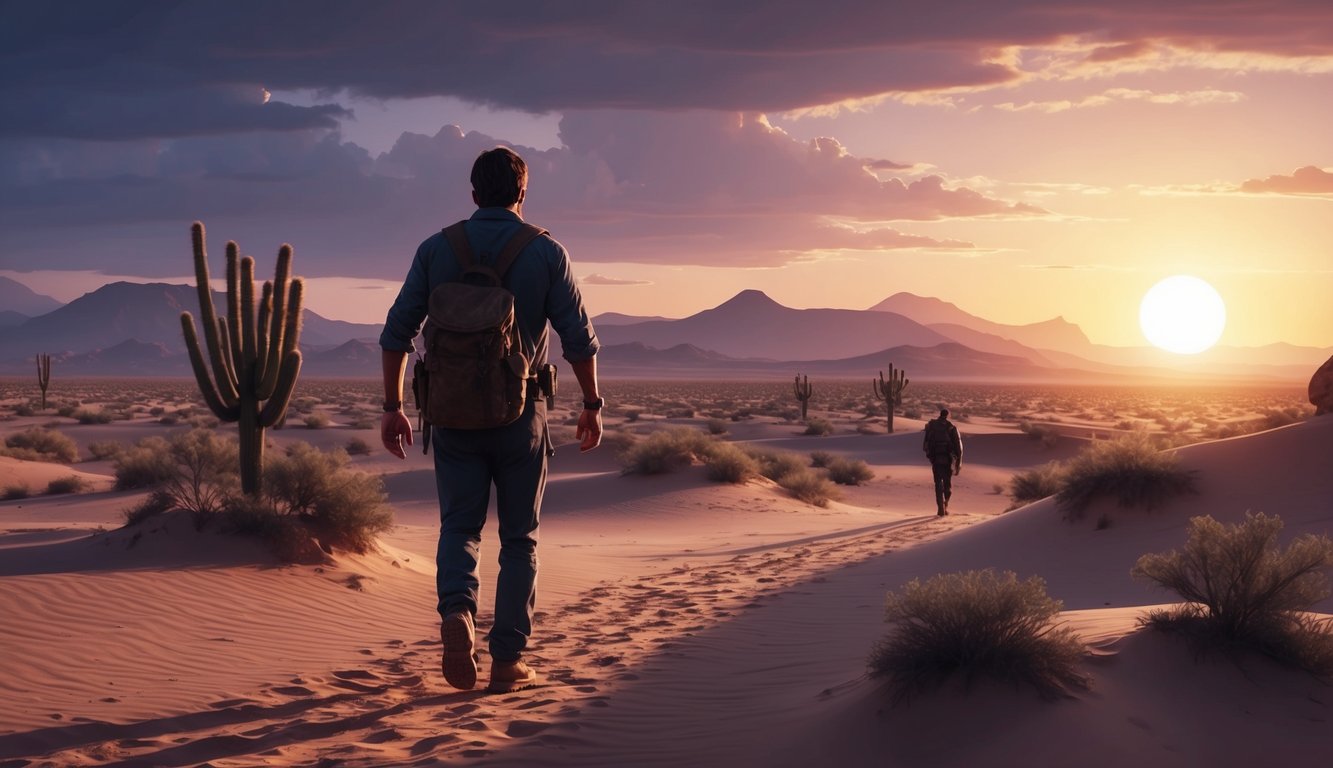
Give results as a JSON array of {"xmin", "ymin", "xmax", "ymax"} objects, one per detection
[{"xmin": 536, "ymin": 363, "xmax": 557, "ymax": 408}]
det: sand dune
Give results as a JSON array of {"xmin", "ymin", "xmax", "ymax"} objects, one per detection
[{"xmin": 0, "ymin": 411, "xmax": 1329, "ymax": 767}]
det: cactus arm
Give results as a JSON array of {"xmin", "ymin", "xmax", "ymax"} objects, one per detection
[
  {"xmin": 258, "ymin": 350, "xmax": 302, "ymax": 427},
  {"xmin": 240, "ymin": 255, "xmax": 258, "ymax": 379},
  {"xmin": 225, "ymin": 242, "xmax": 244, "ymax": 382},
  {"xmin": 182, "ymin": 313, "xmax": 241, "ymax": 421},
  {"xmin": 216, "ymin": 317, "xmax": 239, "ymax": 394},
  {"xmin": 190, "ymin": 223, "xmax": 240, "ymax": 405},
  {"xmin": 282, "ymin": 278, "xmax": 304, "ymax": 356},
  {"xmin": 256, "ymin": 280, "xmax": 272, "ymax": 382},
  {"xmin": 258, "ymin": 245, "xmax": 292, "ymax": 398}
]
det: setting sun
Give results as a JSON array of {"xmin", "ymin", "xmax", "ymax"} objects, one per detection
[{"xmin": 1139, "ymin": 275, "xmax": 1227, "ymax": 354}]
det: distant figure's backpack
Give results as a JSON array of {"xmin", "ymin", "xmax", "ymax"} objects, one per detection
[
  {"xmin": 419, "ymin": 221, "xmax": 547, "ymax": 430},
  {"xmin": 924, "ymin": 418, "xmax": 956, "ymax": 457}
]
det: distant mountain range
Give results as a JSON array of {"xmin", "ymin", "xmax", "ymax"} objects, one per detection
[{"xmin": 1, "ymin": 282, "xmax": 1327, "ymax": 383}]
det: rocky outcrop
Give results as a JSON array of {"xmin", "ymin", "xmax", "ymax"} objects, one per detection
[{"xmin": 1311, "ymin": 355, "xmax": 1333, "ymax": 415}]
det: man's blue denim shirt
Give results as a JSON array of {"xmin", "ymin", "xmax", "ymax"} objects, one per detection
[{"xmin": 379, "ymin": 208, "xmax": 600, "ymax": 367}]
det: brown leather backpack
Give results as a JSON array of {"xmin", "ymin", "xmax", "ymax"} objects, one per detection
[{"xmin": 418, "ymin": 221, "xmax": 547, "ymax": 430}]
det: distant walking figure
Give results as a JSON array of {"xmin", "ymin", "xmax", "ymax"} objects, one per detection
[{"xmin": 923, "ymin": 408, "xmax": 962, "ymax": 516}]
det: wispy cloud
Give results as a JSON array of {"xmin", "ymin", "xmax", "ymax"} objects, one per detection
[
  {"xmin": 994, "ymin": 87, "xmax": 1244, "ymax": 113},
  {"xmin": 1134, "ymin": 166, "xmax": 1333, "ymax": 199},
  {"xmin": 581, "ymin": 274, "xmax": 653, "ymax": 286}
]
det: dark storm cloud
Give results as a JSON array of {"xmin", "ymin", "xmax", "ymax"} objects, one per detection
[{"xmin": 8, "ymin": 1, "xmax": 1332, "ymax": 141}]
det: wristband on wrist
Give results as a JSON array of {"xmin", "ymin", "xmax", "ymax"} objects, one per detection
[
  {"xmin": 583, "ymin": 397, "xmax": 605, "ymax": 411},
  {"xmin": 383, "ymin": 400, "xmax": 403, "ymax": 412}
]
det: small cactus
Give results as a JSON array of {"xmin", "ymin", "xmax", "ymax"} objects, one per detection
[
  {"xmin": 872, "ymin": 365, "xmax": 909, "ymax": 433},
  {"xmin": 36, "ymin": 353, "xmax": 51, "ymax": 410},
  {"xmin": 181, "ymin": 221, "xmax": 303, "ymax": 496},
  {"xmin": 793, "ymin": 373, "xmax": 813, "ymax": 421}
]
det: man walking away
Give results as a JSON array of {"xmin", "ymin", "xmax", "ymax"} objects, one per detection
[
  {"xmin": 379, "ymin": 147, "xmax": 603, "ymax": 693},
  {"xmin": 923, "ymin": 408, "xmax": 962, "ymax": 516}
]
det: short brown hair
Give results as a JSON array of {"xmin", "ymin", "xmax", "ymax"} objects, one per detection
[{"xmin": 471, "ymin": 147, "xmax": 527, "ymax": 208}]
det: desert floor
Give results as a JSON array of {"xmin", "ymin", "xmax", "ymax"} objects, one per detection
[{"xmin": 0, "ymin": 379, "xmax": 1328, "ymax": 767}]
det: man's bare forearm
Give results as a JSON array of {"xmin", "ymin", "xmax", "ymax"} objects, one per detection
[
  {"xmin": 382, "ymin": 349, "xmax": 408, "ymax": 406},
  {"xmin": 569, "ymin": 356, "xmax": 599, "ymax": 404}
]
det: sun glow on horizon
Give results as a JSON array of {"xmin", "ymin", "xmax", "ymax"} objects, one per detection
[{"xmin": 1139, "ymin": 275, "xmax": 1227, "ymax": 354}]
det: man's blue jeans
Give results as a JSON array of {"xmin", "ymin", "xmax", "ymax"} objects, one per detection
[{"xmin": 431, "ymin": 399, "xmax": 548, "ymax": 662}]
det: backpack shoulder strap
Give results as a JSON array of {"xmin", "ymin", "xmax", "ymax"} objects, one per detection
[
  {"xmin": 492, "ymin": 223, "xmax": 549, "ymax": 281},
  {"xmin": 442, "ymin": 221, "xmax": 475, "ymax": 269}
]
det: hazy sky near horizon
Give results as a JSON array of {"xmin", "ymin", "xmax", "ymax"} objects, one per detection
[{"xmin": 1, "ymin": 1, "xmax": 1331, "ymax": 348}]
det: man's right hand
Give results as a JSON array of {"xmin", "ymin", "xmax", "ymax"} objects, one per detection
[{"xmin": 382, "ymin": 411, "xmax": 413, "ymax": 459}]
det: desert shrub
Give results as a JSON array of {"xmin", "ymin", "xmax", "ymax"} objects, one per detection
[
  {"xmin": 221, "ymin": 494, "xmax": 327, "ymax": 564},
  {"xmin": 149, "ymin": 406, "xmax": 167, "ymax": 416},
  {"xmin": 263, "ymin": 442, "xmax": 393, "ymax": 554},
  {"xmin": 74, "ymin": 408, "xmax": 114, "ymax": 425},
  {"xmin": 46, "ymin": 476, "xmax": 88, "ymax": 495},
  {"xmin": 56, "ymin": 405, "xmax": 77, "ymax": 418},
  {"xmin": 802, "ymin": 417, "xmax": 834, "ymax": 436},
  {"xmin": 620, "ymin": 428, "xmax": 714, "ymax": 475},
  {"xmin": 1008, "ymin": 463, "xmax": 1067, "ymax": 507},
  {"xmin": 702, "ymin": 441, "xmax": 758, "ymax": 483},
  {"xmin": 3, "ymin": 427, "xmax": 79, "ymax": 463},
  {"xmin": 1133, "ymin": 513, "xmax": 1333, "ymax": 675},
  {"xmin": 743, "ymin": 445, "xmax": 807, "ymax": 482},
  {"xmin": 122, "ymin": 489, "xmax": 176, "ymax": 526},
  {"xmin": 666, "ymin": 407, "xmax": 695, "ymax": 419},
  {"xmin": 159, "ymin": 429, "xmax": 240, "ymax": 519},
  {"xmin": 827, "ymin": 457, "xmax": 875, "ymax": 486},
  {"xmin": 1259, "ymin": 407, "xmax": 1306, "ymax": 431},
  {"xmin": 706, "ymin": 418, "xmax": 729, "ymax": 435},
  {"xmin": 348, "ymin": 416, "xmax": 377, "ymax": 430},
  {"xmin": 14, "ymin": 403, "xmax": 35, "ymax": 417},
  {"xmin": 303, "ymin": 412, "xmax": 331, "ymax": 429},
  {"xmin": 187, "ymin": 415, "xmax": 220, "ymax": 430},
  {"xmin": 2, "ymin": 484, "xmax": 31, "ymax": 501},
  {"xmin": 809, "ymin": 450, "xmax": 835, "ymax": 468},
  {"xmin": 777, "ymin": 467, "xmax": 841, "ymax": 507},
  {"xmin": 114, "ymin": 436, "xmax": 176, "ymax": 490},
  {"xmin": 345, "ymin": 437, "xmax": 373, "ymax": 456},
  {"xmin": 1057, "ymin": 433, "xmax": 1196, "ymax": 518},
  {"xmin": 1019, "ymin": 420, "xmax": 1059, "ymax": 448},
  {"xmin": 86, "ymin": 440, "xmax": 124, "ymax": 461},
  {"xmin": 868, "ymin": 569, "xmax": 1089, "ymax": 702}
]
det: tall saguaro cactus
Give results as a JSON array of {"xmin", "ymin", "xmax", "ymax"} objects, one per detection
[
  {"xmin": 793, "ymin": 373, "xmax": 813, "ymax": 421},
  {"xmin": 36, "ymin": 353, "xmax": 51, "ymax": 409},
  {"xmin": 872, "ymin": 365, "xmax": 909, "ymax": 433},
  {"xmin": 181, "ymin": 221, "xmax": 304, "ymax": 496}
]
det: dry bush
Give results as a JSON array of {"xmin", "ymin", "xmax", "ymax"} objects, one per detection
[
  {"xmin": 46, "ymin": 476, "xmax": 88, "ymax": 495},
  {"xmin": 1019, "ymin": 421, "xmax": 1059, "ymax": 448},
  {"xmin": 3, "ymin": 427, "xmax": 79, "ymax": 463},
  {"xmin": 706, "ymin": 418, "xmax": 729, "ymax": 435},
  {"xmin": 2, "ymin": 484, "xmax": 31, "ymax": 501},
  {"xmin": 802, "ymin": 417, "xmax": 834, "ymax": 436},
  {"xmin": 1133, "ymin": 512, "xmax": 1333, "ymax": 675},
  {"xmin": 86, "ymin": 440, "xmax": 125, "ymax": 461},
  {"xmin": 303, "ymin": 412, "xmax": 331, "ymax": 429},
  {"xmin": 743, "ymin": 445, "xmax": 807, "ymax": 483},
  {"xmin": 809, "ymin": 450, "xmax": 835, "ymax": 468},
  {"xmin": 827, "ymin": 457, "xmax": 875, "ymax": 486},
  {"xmin": 74, "ymin": 408, "xmax": 114, "ymax": 425},
  {"xmin": 868, "ymin": 569, "xmax": 1089, "ymax": 702},
  {"xmin": 122, "ymin": 489, "xmax": 175, "ymax": 526},
  {"xmin": 1008, "ymin": 463, "xmax": 1066, "ymax": 507},
  {"xmin": 263, "ymin": 442, "xmax": 393, "ymax": 554},
  {"xmin": 703, "ymin": 441, "xmax": 758, "ymax": 483},
  {"xmin": 620, "ymin": 428, "xmax": 714, "ymax": 475},
  {"xmin": 777, "ymin": 468, "xmax": 841, "ymax": 507},
  {"xmin": 1057, "ymin": 433, "xmax": 1196, "ymax": 518},
  {"xmin": 113, "ymin": 436, "xmax": 177, "ymax": 490},
  {"xmin": 345, "ymin": 437, "xmax": 373, "ymax": 456}
]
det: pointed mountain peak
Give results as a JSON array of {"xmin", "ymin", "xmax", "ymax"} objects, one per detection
[{"xmin": 715, "ymin": 289, "xmax": 785, "ymax": 311}]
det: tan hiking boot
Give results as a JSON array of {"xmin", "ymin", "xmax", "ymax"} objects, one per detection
[
  {"xmin": 487, "ymin": 658, "xmax": 540, "ymax": 693},
  {"xmin": 440, "ymin": 611, "xmax": 477, "ymax": 690}
]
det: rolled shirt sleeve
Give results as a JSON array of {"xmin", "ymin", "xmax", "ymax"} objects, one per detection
[
  {"xmin": 544, "ymin": 240, "xmax": 600, "ymax": 363},
  {"xmin": 379, "ymin": 243, "xmax": 431, "ymax": 353}
]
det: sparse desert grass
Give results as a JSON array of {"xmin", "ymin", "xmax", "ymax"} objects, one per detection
[
  {"xmin": 1134, "ymin": 513, "xmax": 1333, "ymax": 676},
  {"xmin": 46, "ymin": 476, "xmax": 88, "ymax": 495},
  {"xmin": 744, "ymin": 445, "xmax": 807, "ymax": 483},
  {"xmin": 802, "ymin": 417, "xmax": 834, "ymax": 436},
  {"xmin": 826, "ymin": 456, "xmax": 874, "ymax": 486},
  {"xmin": 3, "ymin": 427, "xmax": 79, "ymax": 463},
  {"xmin": 1056, "ymin": 433, "xmax": 1196, "ymax": 518},
  {"xmin": 620, "ymin": 428, "xmax": 715, "ymax": 475},
  {"xmin": 303, "ymin": 412, "xmax": 331, "ymax": 429},
  {"xmin": 868, "ymin": 569, "xmax": 1089, "ymax": 702}
]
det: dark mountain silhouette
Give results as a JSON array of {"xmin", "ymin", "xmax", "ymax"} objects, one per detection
[
  {"xmin": 591, "ymin": 311, "xmax": 673, "ymax": 327},
  {"xmin": 55, "ymin": 340, "xmax": 189, "ymax": 376},
  {"xmin": 597, "ymin": 289, "xmax": 951, "ymax": 360},
  {"xmin": 0, "ymin": 282, "xmax": 381, "ymax": 362},
  {"xmin": 304, "ymin": 339, "xmax": 382, "ymax": 376},
  {"xmin": 0, "ymin": 277, "xmax": 63, "ymax": 316},
  {"xmin": 0, "ymin": 310, "xmax": 30, "ymax": 329}
]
